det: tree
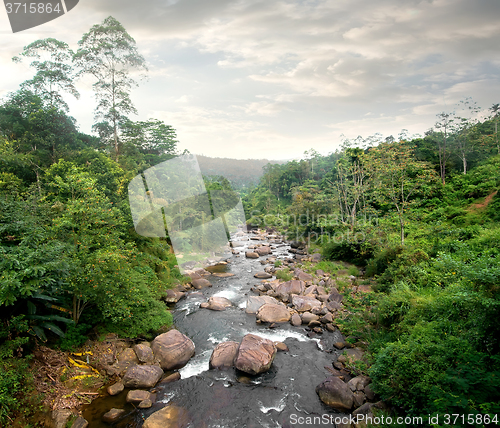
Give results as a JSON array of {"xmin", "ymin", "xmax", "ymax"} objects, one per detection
[
  {"xmin": 453, "ymin": 97, "xmax": 481, "ymax": 174},
  {"xmin": 74, "ymin": 16, "xmax": 147, "ymax": 160},
  {"xmin": 120, "ymin": 118, "xmax": 178, "ymax": 161},
  {"xmin": 432, "ymin": 111, "xmax": 454, "ymax": 185},
  {"xmin": 369, "ymin": 141, "xmax": 436, "ymax": 246},
  {"xmin": 490, "ymin": 103, "xmax": 500, "ymax": 154},
  {"xmin": 13, "ymin": 38, "xmax": 79, "ymax": 112}
]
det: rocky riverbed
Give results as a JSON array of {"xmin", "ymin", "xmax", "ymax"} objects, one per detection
[{"xmin": 54, "ymin": 228, "xmax": 383, "ymax": 428}]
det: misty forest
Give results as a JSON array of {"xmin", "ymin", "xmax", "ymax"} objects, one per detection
[{"xmin": 1, "ymin": 16, "xmax": 499, "ymax": 428}]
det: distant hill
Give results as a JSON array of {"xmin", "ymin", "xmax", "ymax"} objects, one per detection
[{"xmin": 196, "ymin": 155, "xmax": 283, "ymax": 189}]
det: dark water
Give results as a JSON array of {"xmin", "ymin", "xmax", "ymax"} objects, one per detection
[{"xmin": 83, "ymin": 232, "xmax": 346, "ymax": 427}]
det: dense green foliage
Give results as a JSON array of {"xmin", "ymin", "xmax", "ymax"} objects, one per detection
[
  {"xmin": 244, "ymin": 112, "xmax": 500, "ymax": 425},
  {"xmin": 0, "ymin": 17, "xmax": 184, "ymax": 424}
]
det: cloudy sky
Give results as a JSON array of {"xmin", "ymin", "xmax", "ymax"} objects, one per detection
[{"xmin": 1, "ymin": 0, "xmax": 499, "ymax": 159}]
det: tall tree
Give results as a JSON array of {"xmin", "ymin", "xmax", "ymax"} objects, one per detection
[
  {"xmin": 453, "ymin": 97, "xmax": 481, "ymax": 174},
  {"xmin": 12, "ymin": 38, "xmax": 79, "ymax": 112},
  {"xmin": 490, "ymin": 103, "xmax": 500, "ymax": 154},
  {"xmin": 432, "ymin": 111, "xmax": 454, "ymax": 185},
  {"xmin": 120, "ymin": 118, "xmax": 178, "ymax": 157},
  {"xmin": 369, "ymin": 141, "xmax": 436, "ymax": 246},
  {"xmin": 74, "ymin": 16, "xmax": 147, "ymax": 160}
]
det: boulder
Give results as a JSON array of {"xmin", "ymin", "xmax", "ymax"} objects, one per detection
[
  {"xmin": 163, "ymin": 289, "xmax": 185, "ymax": 303},
  {"xmin": 304, "ymin": 285, "xmax": 318, "ymax": 295},
  {"xmin": 52, "ymin": 409, "xmax": 72, "ymax": 428},
  {"xmin": 133, "ymin": 343, "xmax": 154, "ymax": 364},
  {"xmin": 296, "ymin": 271, "xmax": 313, "ymax": 281},
  {"xmin": 256, "ymin": 303, "xmax": 291, "ymax": 323},
  {"xmin": 301, "ymin": 312, "xmax": 319, "ymax": 324},
  {"xmin": 122, "ymin": 365, "xmax": 163, "ymax": 389},
  {"xmin": 191, "ymin": 278, "xmax": 212, "ymax": 289},
  {"xmin": 325, "ymin": 301, "xmax": 342, "ymax": 312},
  {"xmin": 245, "ymin": 296, "xmax": 281, "ymax": 314},
  {"xmin": 364, "ymin": 383, "xmax": 376, "ymax": 401},
  {"xmin": 256, "ymin": 246, "xmax": 271, "ymax": 256},
  {"xmin": 276, "ymin": 280, "xmax": 305, "ymax": 297},
  {"xmin": 71, "ymin": 416, "xmax": 89, "ymax": 428},
  {"xmin": 320, "ymin": 313, "xmax": 334, "ymax": 324},
  {"xmin": 348, "ymin": 375, "xmax": 371, "ymax": 392},
  {"xmin": 353, "ymin": 391, "xmax": 366, "ymax": 408},
  {"xmin": 102, "ymin": 408, "xmax": 125, "ymax": 424},
  {"xmin": 292, "ymin": 295, "xmax": 322, "ymax": 312},
  {"xmin": 290, "ymin": 313, "xmax": 302, "ymax": 326},
  {"xmin": 328, "ymin": 289, "xmax": 343, "ymax": 303},
  {"xmin": 209, "ymin": 341, "xmax": 239, "ymax": 369},
  {"xmin": 117, "ymin": 347, "xmax": 139, "ymax": 364},
  {"xmin": 107, "ymin": 381, "xmax": 124, "ymax": 396},
  {"xmin": 126, "ymin": 390, "xmax": 151, "ymax": 404},
  {"xmin": 142, "ymin": 406, "xmax": 190, "ymax": 428},
  {"xmin": 245, "ymin": 251, "xmax": 260, "ymax": 259},
  {"xmin": 234, "ymin": 334, "xmax": 277, "ymax": 375},
  {"xmin": 138, "ymin": 399, "xmax": 153, "ymax": 409},
  {"xmin": 275, "ymin": 342, "xmax": 289, "ymax": 352},
  {"xmin": 204, "ymin": 296, "xmax": 233, "ymax": 311},
  {"xmin": 311, "ymin": 253, "xmax": 322, "ymax": 262},
  {"xmin": 151, "ymin": 330, "xmax": 195, "ymax": 371},
  {"xmin": 316, "ymin": 376, "xmax": 354, "ymax": 412},
  {"xmin": 159, "ymin": 372, "xmax": 181, "ymax": 385},
  {"xmin": 254, "ymin": 271, "xmax": 272, "ymax": 279}
]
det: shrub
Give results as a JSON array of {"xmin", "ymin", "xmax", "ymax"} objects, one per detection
[{"xmin": 275, "ymin": 268, "xmax": 293, "ymax": 282}]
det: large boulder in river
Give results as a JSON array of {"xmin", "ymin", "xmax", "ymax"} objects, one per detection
[
  {"xmin": 209, "ymin": 341, "xmax": 239, "ymax": 369},
  {"xmin": 245, "ymin": 251, "xmax": 260, "ymax": 259},
  {"xmin": 256, "ymin": 246, "xmax": 271, "ymax": 256},
  {"xmin": 316, "ymin": 376, "xmax": 354, "ymax": 412},
  {"xmin": 234, "ymin": 334, "xmax": 277, "ymax": 375},
  {"xmin": 276, "ymin": 280, "xmax": 305, "ymax": 297},
  {"xmin": 292, "ymin": 295, "xmax": 322, "ymax": 312},
  {"xmin": 191, "ymin": 278, "xmax": 212, "ymax": 289},
  {"xmin": 245, "ymin": 296, "xmax": 281, "ymax": 314},
  {"xmin": 201, "ymin": 296, "xmax": 232, "ymax": 311},
  {"xmin": 256, "ymin": 303, "xmax": 291, "ymax": 323},
  {"xmin": 151, "ymin": 330, "xmax": 195, "ymax": 370},
  {"xmin": 143, "ymin": 405, "xmax": 190, "ymax": 428},
  {"xmin": 122, "ymin": 365, "xmax": 163, "ymax": 389}
]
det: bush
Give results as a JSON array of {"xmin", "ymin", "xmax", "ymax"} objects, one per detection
[
  {"xmin": 58, "ymin": 323, "xmax": 91, "ymax": 351},
  {"xmin": 275, "ymin": 268, "xmax": 293, "ymax": 282},
  {"xmin": 322, "ymin": 239, "xmax": 374, "ymax": 266}
]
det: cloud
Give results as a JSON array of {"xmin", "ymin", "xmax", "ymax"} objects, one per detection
[{"xmin": 1, "ymin": 0, "xmax": 498, "ymax": 158}]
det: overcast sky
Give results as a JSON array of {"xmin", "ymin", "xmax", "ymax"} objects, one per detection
[{"xmin": 1, "ymin": 0, "xmax": 499, "ymax": 159}]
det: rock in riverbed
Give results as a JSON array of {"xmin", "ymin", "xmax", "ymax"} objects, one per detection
[
  {"xmin": 151, "ymin": 329, "xmax": 195, "ymax": 371},
  {"xmin": 234, "ymin": 334, "xmax": 277, "ymax": 375}
]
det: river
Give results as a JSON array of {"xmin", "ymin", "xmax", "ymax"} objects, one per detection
[{"xmin": 83, "ymin": 230, "xmax": 347, "ymax": 427}]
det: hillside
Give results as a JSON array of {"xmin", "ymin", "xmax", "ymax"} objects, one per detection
[{"xmin": 196, "ymin": 155, "xmax": 283, "ymax": 189}]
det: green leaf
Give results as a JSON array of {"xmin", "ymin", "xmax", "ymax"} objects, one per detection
[
  {"xmin": 30, "ymin": 325, "xmax": 47, "ymax": 342},
  {"xmin": 40, "ymin": 322, "xmax": 65, "ymax": 337},
  {"xmin": 27, "ymin": 301, "xmax": 36, "ymax": 315}
]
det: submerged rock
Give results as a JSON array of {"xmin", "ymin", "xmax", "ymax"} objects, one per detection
[{"xmin": 142, "ymin": 405, "xmax": 190, "ymax": 428}]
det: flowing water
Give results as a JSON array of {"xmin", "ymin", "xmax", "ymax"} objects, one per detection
[{"xmin": 83, "ymin": 231, "xmax": 346, "ymax": 427}]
